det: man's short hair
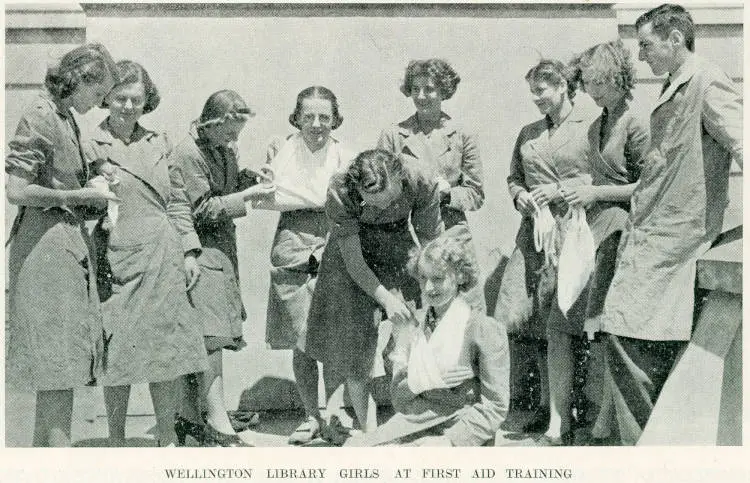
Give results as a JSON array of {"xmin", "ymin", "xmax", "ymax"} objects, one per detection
[{"xmin": 636, "ymin": 4, "xmax": 695, "ymax": 52}]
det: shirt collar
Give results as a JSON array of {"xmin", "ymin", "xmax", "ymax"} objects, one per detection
[
  {"xmin": 91, "ymin": 118, "xmax": 156, "ymax": 144},
  {"xmin": 398, "ymin": 112, "xmax": 456, "ymax": 136}
]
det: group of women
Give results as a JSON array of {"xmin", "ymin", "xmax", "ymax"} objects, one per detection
[{"xmin": 7, "ymin": 36, "xmax": 646, "ymax": 447}]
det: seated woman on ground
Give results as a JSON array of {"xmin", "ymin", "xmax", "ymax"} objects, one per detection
[{"xmin": 347, "ymin": 234, "xmax": 510, "ymax": 447}]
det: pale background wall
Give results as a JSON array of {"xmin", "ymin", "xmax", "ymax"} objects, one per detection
[{"xmin": 5, "ymin": 3, "xmax": 743, "ymax": 412}]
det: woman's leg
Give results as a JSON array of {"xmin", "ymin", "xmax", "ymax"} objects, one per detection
[
  {"xmin": 150, "ymin": 379, "xmax": 179, "ymax": 447},
  {"xmin": 103, "ymin": 385, "xmax": 131, "ymax": 446},
  {"xmin": 33, "ymin": 389, "xmax": 74, "ymax": 447},
  {"xmin": 345, "ymin": 376, "xmax": 375, "ymax": 432},
  {"xmin": 202, "ymin": 349, "xmax": 235, "ymax": 434},
  {"xmin": 546, "ymin": 330, "xmax": 573, "ymax": 439},
  {"xmin": 178, "ymin": 373, "xmax": 202, "ymax": 423},
  {"xmin": 293, "ymin": 348, "xmax": 321, "ymax": 420}
]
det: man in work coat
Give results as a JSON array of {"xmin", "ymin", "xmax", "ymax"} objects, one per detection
[{"xmin": 595, "ymin": 3, "xmax": 743, "ymax": 445}]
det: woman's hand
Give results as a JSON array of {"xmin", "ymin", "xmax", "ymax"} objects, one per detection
[
  {"xmin": 436, "ymin": 176, "xmax": 452, "ymax": 196},
  {"xmin": 242, "ymin": 183, "xmax": 277, "ymax": 201},
  {"xmin": 514, "ymin": 190, "xmax": 537, "ymax": 217},
  {"xmin": 184, "ymin": 252, "xmax": 201, "ymax": 291},
  {"xmin": 561, "ymin": 185, "xmax": 598, "ymax": 207},
  {"xmin": 440, "ymin": 366, "xmax": 474, "ymax": 388},
  {"xmin": 529, "ymin": 183, "xmax": 560, "ymax": 207},
  {"xmin": 258, "ymin": 165, "xmax": 275, "ymax": 183},
  {"xmin": 380, "ymin": 291, "xmax": 416, "ymax": 327}
]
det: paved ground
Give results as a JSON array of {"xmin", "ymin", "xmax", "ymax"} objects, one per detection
[{"xmin": 5, "ymin": 384, "xmax": 553, "ymax": 447}]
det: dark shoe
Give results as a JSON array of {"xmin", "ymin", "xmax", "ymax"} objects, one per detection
[
  {"xmin": 288, "ymin": 416, "xmax": 322, "ymax": 445},
  {"xmin": 522, "ymin": 406, "xmax": 550, "ymax": 433},
  {"xmin": 319, "ymin": 416, "xmax": 352, "ymax": 446},
  {"xmin": 202, "ymin": 422, "xmax": 253, "ymax": 447},
  {"xmin": 228, "ymin": 410, "xmax": 260, "ymax": 433},
  {"xmin": 175, "ymin": 415, "xmax": 204, "ymax": 446}
]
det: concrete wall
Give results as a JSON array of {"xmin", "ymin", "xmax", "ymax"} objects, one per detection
[{"xmin": 4, "ymin": 3, "xmax": 743, "ymax": 411}]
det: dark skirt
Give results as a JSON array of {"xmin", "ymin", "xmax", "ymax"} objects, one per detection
[{"xmin": 305, "ymin": 219, "xmax": 420, "ymax": 379}]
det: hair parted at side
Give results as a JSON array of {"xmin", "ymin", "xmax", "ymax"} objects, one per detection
[
  {"xmin": 525, "ymin": 58, "xmax": 577, "ymax": 100},
  {"xmin": 635, "ymin": 3, "xmax": 695, "ymax": 52},
  {"xmin": 44, "ymin": 43, "xmax": 118, "ymax": 100},
  {"xmin": 400, "ymin": 58, "xmax": 461, "ymax": 100},
  {"xmin": 345, "ymin": 149, "xmax": 403, "ymax": 194},
  {"xmin": 196, "ymin": 90, "xmax": 255, "ymax": 130},
  {"xmin": 406, "ymin": 235, "xmax": 479, "ymax": 293},
  {"xmin": 101, "ymin": 60, "xmax": 161, "ymax": 114},
  {"xmin": 571, "ymin": 40, "xmax": 636, "ymax": 99},
  {"xmin": 289, "ymin": 85, "xmax": 343, "ymax": 130}
]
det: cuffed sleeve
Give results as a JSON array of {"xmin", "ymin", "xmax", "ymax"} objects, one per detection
[
  {"xmin": 447, "ymin": 132, "xmax": 484, "ymax": 212},
  {"xmin": 6, "ymin": 106, "xmax": 55, "ymax": 182},
  {"xmin": 443, "ymin": 316, "xmax": 510, "ymax": 446},
  {"xmin": 703, "ymin": 75, "xmax": 743, "ymax": 168}
]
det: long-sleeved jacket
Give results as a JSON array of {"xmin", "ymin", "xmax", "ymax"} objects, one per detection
[
  {"xmin": 378, "ymin": 113, "xmax": 483, "ymax": 228},
  {"xmin": 602, "ymin": 55, "xmax": 743, "ymax": 341},
  {"xmin": 390, "ymin": 302, "xmax": 510, "ymax": 446}
]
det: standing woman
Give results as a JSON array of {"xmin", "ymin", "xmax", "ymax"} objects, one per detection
[
  {"xmin": 496, "ymin": 59, "xmax": 591, "ymax": 438},
  {"xmin": 5, "ymin": 43, "xmax": 118, "ymax": 447},
  {"xmin": 172, "ymin": 90, "xmax": 276, "ymax": 446},
  {"xmin": 84, "ymin": 60, "xmax": 209, "ymax": 447},
  {"xmin": 256, "ymin": 86, "xmax": 352, "ymax": 444},
  {"xmin": 559, "ymin": 40, "xmax": 649, "ymax": 444},
  {"xmin": 378, "ymin": 59, "xmax": 485, "ymax": 310},
  {"xmin": 305, "ymin": 149, "xmax": 444, "ymax": 438}
]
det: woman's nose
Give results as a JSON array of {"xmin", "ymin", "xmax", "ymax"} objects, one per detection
[{"xmin": 417, "ymin": 88, "xmax": 426, "ymax": 99}]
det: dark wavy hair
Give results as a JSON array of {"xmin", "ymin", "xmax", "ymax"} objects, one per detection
[
  {"xmin": 571, "ymin": 40, "xmax": 636, "ymax": 99},
  {"xmin": 400, "ymin": 59, "xmax": 461, "ymax": 101},
  {"xmin": 636, "ymin": 3, "xmax": 695, "ymax": 52},
  {"xmin": 288, "ymin": 85, "xmax": 343, "ymax": 130},
  {"xmin": 407, "ymin": 234, "xmax": 479, "ymax": 293},
  {"xmin": 44, "ymin": 43, "xmax": 118, "ymax": 100},
  {"xmin": 345, "ymin": 149, "xmax": 403, "ymax": 194},
  {"xmin": 101, "ymin": 60, "xmax": 161, "ymax": 114},
  {"xmin": 525, "ymin": 59, "xmax": 577, "ymax": 100}
]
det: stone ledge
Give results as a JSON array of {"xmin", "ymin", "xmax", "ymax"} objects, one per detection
[{"xmin": 6, "ymin": 3, "xmax": 85, "ymax": 29}]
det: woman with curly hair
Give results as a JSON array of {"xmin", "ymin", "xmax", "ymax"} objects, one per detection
[
  {"xmin": 378, "ymin": 58, "xmax": 485, "ymax": 311},
  {"xmin": 305, "ymin": 149, "xmax": 443, "ymax": 442},
  {"xmin": 495, "ymin": 59, "xmax": 593, "ymax": 444},
  {"xmin": 558, "ymin": 39, "xmax": 649, "ymax": 444},
  {"xmin": 5, "ymin": 43, "xmax": 118, "ymax": 446},
  {"xmin": 347, "ymin": 234, "xmax": 509, "ymax": 447},
  {"xmin": 84, "ymin": 60, "xmax": 208, "ymax": 447}
]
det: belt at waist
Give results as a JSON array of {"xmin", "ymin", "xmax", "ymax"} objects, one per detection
[{"xmin": 360, "ymin": 218, "xmax": 409, "ymax": 233}]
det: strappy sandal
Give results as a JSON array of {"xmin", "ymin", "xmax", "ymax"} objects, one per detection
[{"xmin": 288, "ymin": 416, "xmax": 322, "ymax": 445}]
